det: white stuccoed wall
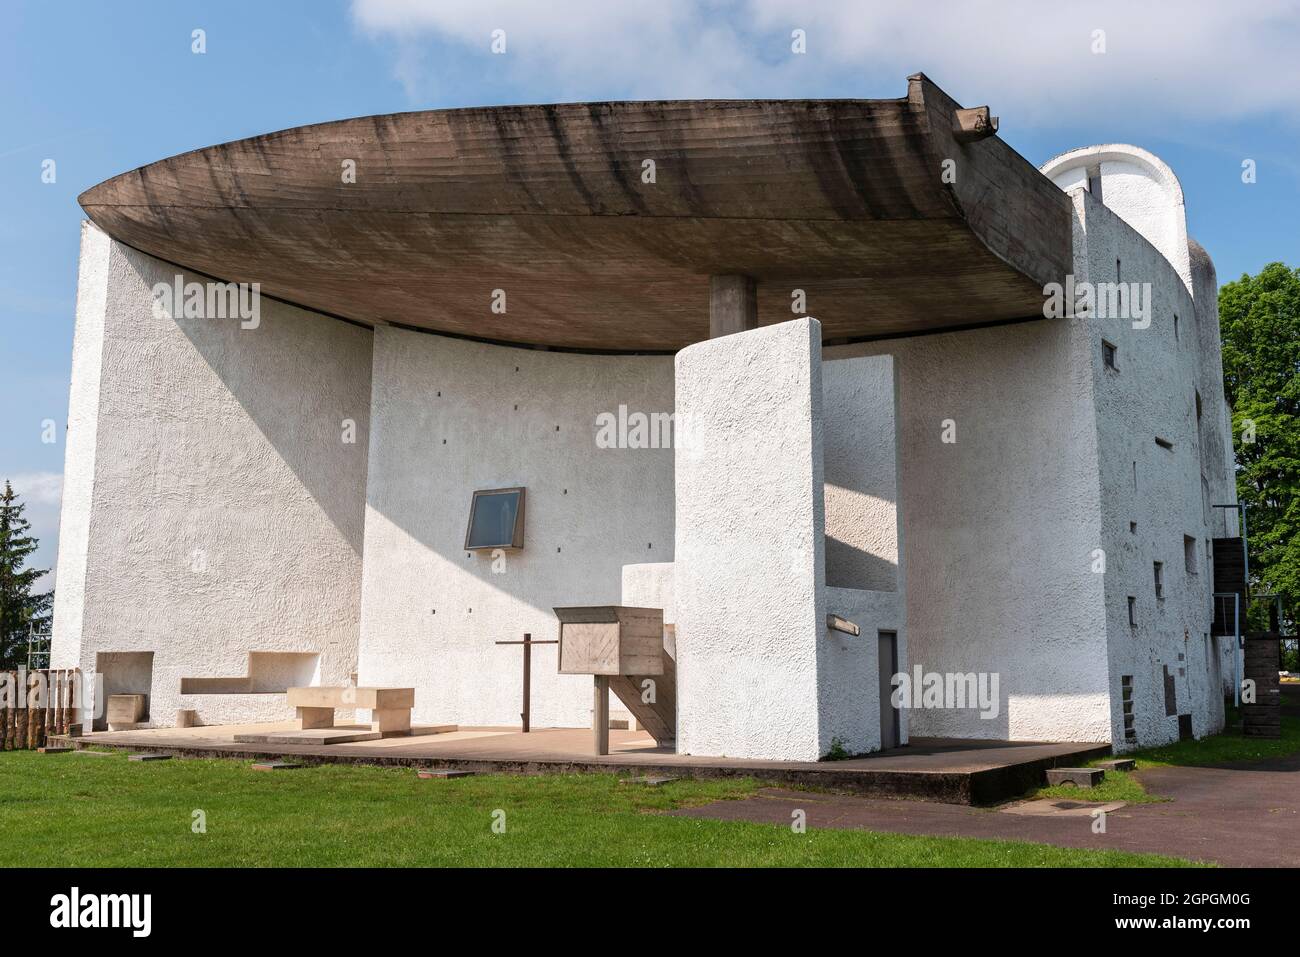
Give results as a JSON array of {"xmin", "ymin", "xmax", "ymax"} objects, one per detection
[
  {"xmin": 826, "ymin": 316, "xmax": 1113, "ymax": 742},
  {"xmin": 51, "ymin": 223, "xmax": 372, "ymax": 727},
  {"xmin": 657, "ymin": 345, "xmax": 907, "ymax": 759},
  {"xmin": 819, "ymin": 354, "xmax": 907, "ymax": 752},
  {"xmin": 674, "ymin": 318, "xmax": 826, "ymax": 760},
  {"xmin": 356, "ymin": 326, "xmax": 674, "ymax": 729},
  {"xmin": 1043, "ymin": 144, "xmax": 1192, "ymax": 289},
  {"xmin": 1067, "ymin": 186, "xmax": 1228, "ymax": 749},
  {"xmin": 814, "ymin": 145, "xmax": 1231, "ymax": 750},
  {"xmin": 823, "ymin": 355, "xmax": 902, "ymax": 592}
]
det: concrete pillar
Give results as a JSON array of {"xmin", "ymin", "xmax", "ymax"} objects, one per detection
[
  {"xmin": 593, "ymin": 676, "xmax": 610, "ymax": 755},
  {"xmin": 708, "ymin": 275, "xmax": 758, "ymax": 338}
]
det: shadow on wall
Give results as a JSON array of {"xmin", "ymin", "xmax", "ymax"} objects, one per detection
[
  {"xmin": 359, "ymin": 327, "xmax": 677, "ymax": 613},
  {"xmin": 130, "ymin": 251, "xmax": 372, "ymax": 557},
  {"xmin": 825, "ymin": 536, "xmax": 899, "ymax": 591}
]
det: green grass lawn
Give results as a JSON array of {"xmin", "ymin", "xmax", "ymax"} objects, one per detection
[
  {"xmin": 0, "ymin": 752, "xmax": 1194, "ymax": 867},
  {"xmin": 1031, "ymin": 706, "xmax": 1300, "ymax": 805}
]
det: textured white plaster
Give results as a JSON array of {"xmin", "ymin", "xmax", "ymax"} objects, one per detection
[
  {"xmin": 1067, "ymin": 187, "xmax": 1228, "ymax": 749},
  {"xmin": 356, "ymin": 327, "xmax": 674, "ymax": 729},
  {"xmin": 51, "ymin": 225, "xmax": 372, "ymax": 728},
  {"xmin": 818, "ymin": 355, "xmax": 907, "ymax": 752},
  {"xmin": 826, "ymin": 312, "xmax": 1112, "ymax": 742},
  {"xmin": 1042, "ymin": 144, "xmax": 1192, "ymax": 291},
  {"xmin": 51, "ymin": 223, "xmax": 111, "ymax": 671},
  {"xmin": 820, "ymin": 587, "xmax": 905, "ymax": 753},
  {"xmin": 621, "ymin": 563, "xmax": 675, "ymax": 625},
  {"xmin": 823, "ymin": 355, "xmax": 900, "ymax": 591},
  {"xmin": 674, "ymin": 318, "xmax": 826, "ymax": 760}
]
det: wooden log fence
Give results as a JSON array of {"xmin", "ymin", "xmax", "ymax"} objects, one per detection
[{"xmin": 0, "ymin": 668, "xmax": 82, "ymax": 750}]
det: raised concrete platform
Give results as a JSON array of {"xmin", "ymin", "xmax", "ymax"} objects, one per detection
[
  {"xmin": 54, "ymin": 724, "xmax": 1109, "ymax": 805},
  {"xmin": 233, "ymin": 724, "xmax": 458, "ymax": 746}
]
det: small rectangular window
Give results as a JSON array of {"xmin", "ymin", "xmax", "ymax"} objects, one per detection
[
  {"xmin": 1154, "ymin": 561, "xmax": 1165, "ymax": 599},
  {"xmin": 1102, "ymin": 340, "xmax": 1118, "ymax": 370},
  {"xmin": 1174, "ymin": 313, "xmax": 1180, "ymax": 341},
  {"xmin": 1155, "ymin": 436, "xmax": 1174, "ymax": 451},
  {"xmin": 1184, "ymin": 535, "xmax": 1198, "ymax": 575},
  {"xmin": 1128, "ymin": 596, "xmax": 1137, "ymax": 627},
  {"xmin": 464, "ymin": 487, "xmax": 526, "ymax": 550}
]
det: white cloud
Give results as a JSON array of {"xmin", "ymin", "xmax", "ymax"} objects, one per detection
[
  {"xmin": 4, "ymin": 471, "xmax": 63, "ymax": 507},
  {"xmin": 352, "ymin": 0, "xmax": 1300, "ymax": 126}
]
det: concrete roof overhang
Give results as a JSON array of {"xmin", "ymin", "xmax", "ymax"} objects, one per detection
[{"xmin": 79, "ymin": 74, "xmax": 1072, "ymax": 352}]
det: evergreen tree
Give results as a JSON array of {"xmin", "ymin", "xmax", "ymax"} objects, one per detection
[
  {"xmin": 0, "ymin": 480, "xmax": 54, "ymax": 668},
  {"xmin": 1219, "ymin": 263, "xmax": 1300, "ymax": 633}
]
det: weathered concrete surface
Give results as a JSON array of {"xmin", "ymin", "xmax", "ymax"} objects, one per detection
[
  {"xmin": 77, "ymin": 75, "xmax": 1071, "ymax": 350},
  {"xmin": 674, "ymin": 758, "xmax": 1300, "ymax": 866},
  {"xmin": 57, "ymin": 728, "xmax": 1107, "ymax": 806}
]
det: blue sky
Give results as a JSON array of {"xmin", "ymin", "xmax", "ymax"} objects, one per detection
[{"xmin": 3, "ymin": 0, "xmax": 1299, "ymax": 585}]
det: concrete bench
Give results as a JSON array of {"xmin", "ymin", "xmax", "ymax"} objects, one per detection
[{"xmin": 286, "ymin": 687, "xmax": 415, "ymax": 737}]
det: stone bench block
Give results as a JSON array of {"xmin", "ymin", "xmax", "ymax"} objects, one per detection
[{"xmin": 1046, "ymin": 767, "xmax": 1104, "ymax": 787}]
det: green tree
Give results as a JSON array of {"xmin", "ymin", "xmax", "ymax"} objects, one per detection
[
  {"xmin": 0, "ymin": 480, "xmax": 54, "ymax": 668},
  {"xmin": 1219, "ymin": 263, "xmax": 1300, "ymax": 633}
]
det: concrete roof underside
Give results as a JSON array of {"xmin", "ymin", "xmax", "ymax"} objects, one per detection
[{"xmin": 79, "ymin": 74, "xmax": 1072, "ymax": 352}]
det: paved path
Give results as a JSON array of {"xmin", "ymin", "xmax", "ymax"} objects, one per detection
[{"xmin": 672, "ymin": 754, "xmax": 1300, "ymax": 866}]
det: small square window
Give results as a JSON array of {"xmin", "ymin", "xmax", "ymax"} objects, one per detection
[
  {"xmin": 1128, "ymin": 596, "xmax": 1137, "ymax": 627},
  {"xmin": 1130, "ymin": 521, "xmax": 1138, "ymax": 534},
  {"xmin": 464, "ymin": 487, "xmax": 526, "ymax": 550},
  {"xmin": 1102, "ymin": 340, "xmax": 1118, "ymax": 370},
  {"xmin": 1154, "ymin": 561, "xmax": 1165, "ymax": 600}
]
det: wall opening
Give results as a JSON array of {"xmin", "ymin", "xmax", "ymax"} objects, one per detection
[
  {"xmin": 180, "ymin": 651, "xmax": 321, "ymax": 694},
  {"xmin": 877, "ymin": 631, "xmax": 900, "ymax": 750},
  {"xmin": 1121, "ymin": 675, "xmax": 1136, "ymax": 743},
  {"xmin": 1184, "ymin": 535, "xmax": 1199, "ymax": 575},
  {"xmin": 93, "ymin": 651, "xmax": 154, "ymax": 731}
]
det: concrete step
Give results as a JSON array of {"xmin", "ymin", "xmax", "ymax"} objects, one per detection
[{"xmin": 1046, "ymin": 767, "xmax": 1104, "ymax": 787}]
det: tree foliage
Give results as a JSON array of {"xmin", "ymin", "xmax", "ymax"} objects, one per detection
[
  {"xmin": 1219, "ymin": 263, "xmax": 1300, "ymax": 632},
  {"xmin": 0, "ymin": 480, "xmax": 53, "ymax": 668}
]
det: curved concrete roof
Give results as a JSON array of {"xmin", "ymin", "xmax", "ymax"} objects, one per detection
[{"xmin": 79, "ymin": 74, "xmax": 1071, "ymax": 351}]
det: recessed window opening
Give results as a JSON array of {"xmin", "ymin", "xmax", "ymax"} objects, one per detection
[
  {"xmin": 465, "ymin": 487, "xmax": 526, "ymax": 550},
  {"xmin": 1184, "ymin": 535, "xmax": 1198, "ymax": 575},
  {"xmin": 1154, "ymin": 561, "xmax": 1165, "ymax": 600},
  {"xmin": 1128, "ymin": 596, "xmax": 1138, "ymax": 627},
  {"xmin": 1087, "ymin": 164, "xmax": 1103, "ymax": 200},
  {"xmin": 1102, "ymin": 340, "xmax": 1118, "ymax": 370}
]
